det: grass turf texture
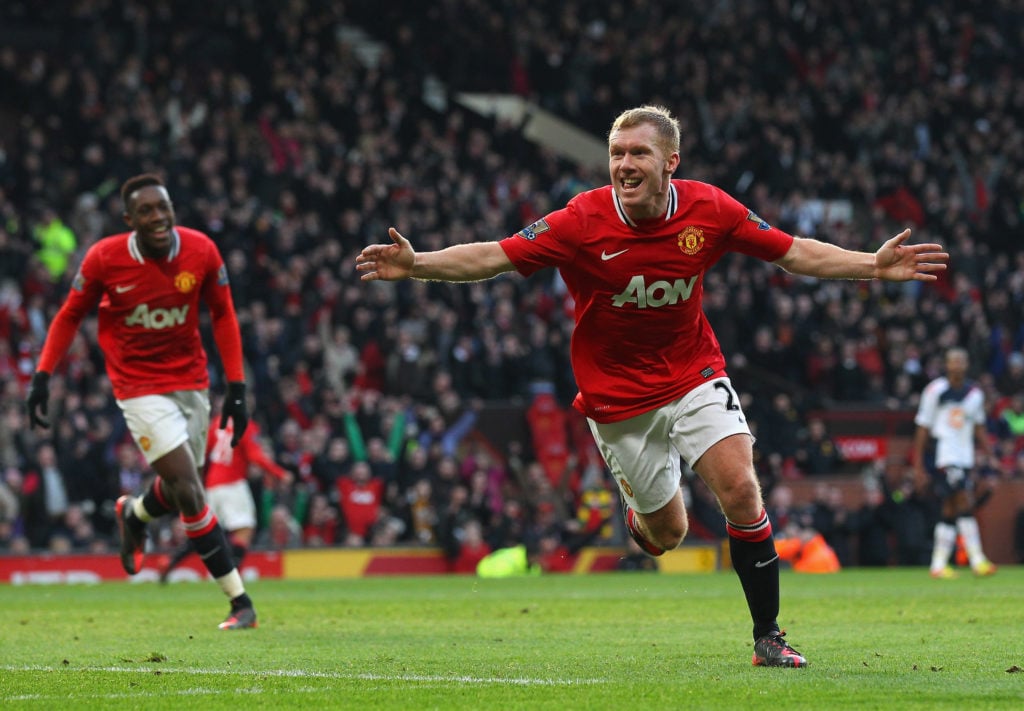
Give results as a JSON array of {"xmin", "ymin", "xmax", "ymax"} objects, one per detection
[{"xmin": 1, "ymin": 567, "xmax": 1022, "ymax": 709}]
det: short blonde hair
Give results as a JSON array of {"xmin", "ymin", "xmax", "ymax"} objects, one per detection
[{"xmin": 609, "ymin": 105, "xmax": 680, "ymax": 155}]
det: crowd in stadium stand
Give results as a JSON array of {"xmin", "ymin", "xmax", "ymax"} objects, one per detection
[{"xmin": 0, "ymin": 1, "xmax": 1022, "ymax": 568}]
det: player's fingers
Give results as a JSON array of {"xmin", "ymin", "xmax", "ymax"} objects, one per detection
[
  {"xmin": 356, "ymin": 245, "xmax": 380, "ymax": 261},
  {"xmin": 914, "ymin": 251, "xmax": 949, "ymax": 264},
  {"xmin": 907, "ymin": 243, "xmax": 945, "ymax": 253}
]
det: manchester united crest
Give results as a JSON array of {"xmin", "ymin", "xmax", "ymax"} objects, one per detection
[
  {"xmin": 174, "ymin": 271, "xmax": 197, "ymax": 293},
  {"xmin": 678, "ymin": 226, "xmax": 705, "ymax": 255}
]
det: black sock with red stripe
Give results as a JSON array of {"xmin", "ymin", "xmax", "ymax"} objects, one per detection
[
  {"xmin": 727, "ymin": 509, "xmax": 780, "ymax": 640},
  {"xmin": 140, "ymin": 477, "xmax": 176, "ymax": 519},
  {"xmin": 182, "ymin": 506, "xmax": 236, "ymax": 579}
]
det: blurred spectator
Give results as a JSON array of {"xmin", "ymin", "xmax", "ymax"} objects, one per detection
[
  {"xmin": 774, "ymin": 521, "xmax": 841, "ymax": 574},
  {"xmin": 5, "ymin": 463, "xmax": 46, "ymax": 549},
  {"xmin": 487, "ymin": 497, "xmax": 529, "ymax": 552},
  {"xmin": 366, "ymin": 504, "xmax": 409, "ymax": 546},
  {"xmin": 365, "ymin": 436, "xmax": 398, "ymax": 484},
  {"xmin": 886, "ymin": 470, "xmax": 934, "ymax": 567},
  {"xmin": 574, "ymin": 478, "xmax": 616, "ymax": 544},
  {"xmin": 0, "ymin": 468, "xmax": 19, "ymax": 544},
  {"xmin": 766, "ymin": 484, "xmax": 797, "ymax": 532},
  {"xmin": 997, "ymin": 353, "xmax": 1024, "ymax": 396},
  {"xmin": 406, "ymin": 477, "xmax": 438, "ymax": 545},
  {"xmin": 448, "ymin": 517, "xmax": 492, "ymax": 574},
  {"xmin": 31, "ymin": 207, "xmax": 76, "ymax": 282},
  {"xmin": 850, "ymin": 484, "xmax": 893, "ymax": 567},
  {"xmin": 336, "ymin": 461, "xmax": 384, "ymax": 545},
  {"xmin": 460, "ymin": 442, "xmax": 506, "ymax": 515},
  {"xmin": 58, "ymin": 502, "xmax": 106, "ymax": 552},
  {"xmin": 795, "ymin": 417, "xmax": 846, "ymax": 475},
  {"xmin": 312, "ymin": 436, "xmax": 354, "ymax": 492},
  {"xmin": 804, "ymin": 483, "xmax": 853, "ymax": 567},
  {"xmin": 303, "ymin": 492, "xmax": 340, "ymax": 547},
  {"xmin": 33, "ymin": 442, "xmax": 69, "ymax": 539},
  {"xmin": 996, "ymin": 393, "xmax": 1024, "ymax": 443},
  {"xmin": 760, "ymin": 392, "xmax": 804, "ymax": 469},
  {"xmin": 256, "ymin": 505, "xmax": 303, "ymax": 550}
]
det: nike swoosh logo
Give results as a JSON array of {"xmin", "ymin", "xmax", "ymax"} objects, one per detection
[
  {"xmin": 115, "ymin": 284, "xmax": 137, "ymax": 293},
  {"xmin": 754, "ymin": 554, "xmax": 779, "ymax": 568},
  {"xmin": 601, "ymin": 248, "xmax": 629, "ymax": 261}
]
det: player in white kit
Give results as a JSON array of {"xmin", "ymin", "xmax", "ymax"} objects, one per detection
[{"xmin": 913, "ymin": 347, "xmax": 998, "ymax": 578}]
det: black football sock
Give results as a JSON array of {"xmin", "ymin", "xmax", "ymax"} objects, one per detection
[
  {"xmin": 230, "ymin": 593, "xmax": 254, "ymax": 612},
  {"xmin": 727, "ymin": 509, "xmax": 781, "ymax": 640},
  {"xmin": 138, "ymin": 477, "xmax": 176, "ymax": 520},
  {"xmin": 182, "ymin": 507, "xmax": 237, "ymax": 579}
]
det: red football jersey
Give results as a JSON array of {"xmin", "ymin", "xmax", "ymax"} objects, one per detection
[
  {"xmin": 337, "ymin": 476, "xmax": 384, "ymax": 538},
  {"xmin": 205, "ymin": 420, "xmax": 289, "ymax": 489},
  {"xmin": 500, "ymin": 180, "xmax": 793, "ymax": 423},
  {"xmin": 37, "ymin": 227, "xmax": 243, "ymax": 399}
]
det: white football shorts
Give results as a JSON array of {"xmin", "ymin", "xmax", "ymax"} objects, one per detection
[
  {"xmin": 587, "ymin": 377, "xmax": 753, "ymax": 514},
  {"xmin": 117, "ymin": 390, "xmax": 210, "ymax": 467},
  {"xmin": 206, "ymin": 480, "xmax": 257, "ymax": 531}
]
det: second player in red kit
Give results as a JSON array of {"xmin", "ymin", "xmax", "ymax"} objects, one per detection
[{"xmin": 26, "ymin": 173, "xmax": 258, "ymax": 630}]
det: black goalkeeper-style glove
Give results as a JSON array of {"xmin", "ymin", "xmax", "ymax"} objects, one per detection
[
  {"xmin": 219, "ymin": 381, "xmax": 248, "ymax": 447},
  {"xmin": 25, "ymin": 371, "xmax": 51, "ymax": 429}
]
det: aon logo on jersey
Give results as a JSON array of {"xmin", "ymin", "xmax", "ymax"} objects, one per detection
[
  {"xmin": 611, "ymin": 275, "xmax": 698, "ymax": 309},
  {"xmin": 125, "ymin": 304, "xmax": 189, "ymax": 329}
]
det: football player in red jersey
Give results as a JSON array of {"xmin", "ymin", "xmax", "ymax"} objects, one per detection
[
  {"xmin": 357, "ymin": 105, "xmax": 949, "ymax": 667},
  {"xmin": 26, "ymin": 173, "xmax": 259, "ymax": 630}
]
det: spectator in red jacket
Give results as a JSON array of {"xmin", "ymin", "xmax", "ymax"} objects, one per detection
[{"xmin": 337, "ymin": 461, "xmax": 384, "ymax": 545}]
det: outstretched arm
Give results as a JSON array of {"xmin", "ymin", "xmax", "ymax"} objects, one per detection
[
  {"xmin": 774, "ymin": 228, "xmax": 949, "ymax": 281},
  {"xmin": 356, "ymin": 227, "xmax": 515, "ymax": 283}
]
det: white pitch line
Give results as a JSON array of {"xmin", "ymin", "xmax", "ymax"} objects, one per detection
[
  {"xmin": 0, "ymin": 664, "xmax": 606, "ymax": 688},
  {"xmin": 3, "ymin": 687, "xmax": 272, "ymax": 702}
]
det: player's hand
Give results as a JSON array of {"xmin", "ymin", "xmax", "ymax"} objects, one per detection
[
  {"xmin": 220, "ymin": 381, "xmax": 248, "ymax": 447},
  {"xmin": 874, "ymin": 229, "xmax": 949, "ymax": 282},
  {"xmin": 355, "ymin": 227, "xmax": 415, "ymax": 281},
  {"xmin": 25, "ymin": 371, "xmax": 51, "ymax": 429}
]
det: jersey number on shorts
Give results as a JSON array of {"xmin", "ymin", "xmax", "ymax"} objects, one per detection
[{"xmin": 714, "ymin": 381, "xmax": 740, "ymax": 411}]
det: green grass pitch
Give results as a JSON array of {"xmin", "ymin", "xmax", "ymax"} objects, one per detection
[{"xmin": 1, "ymin": 567, "xmax": 1022, "ymax": 709}]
